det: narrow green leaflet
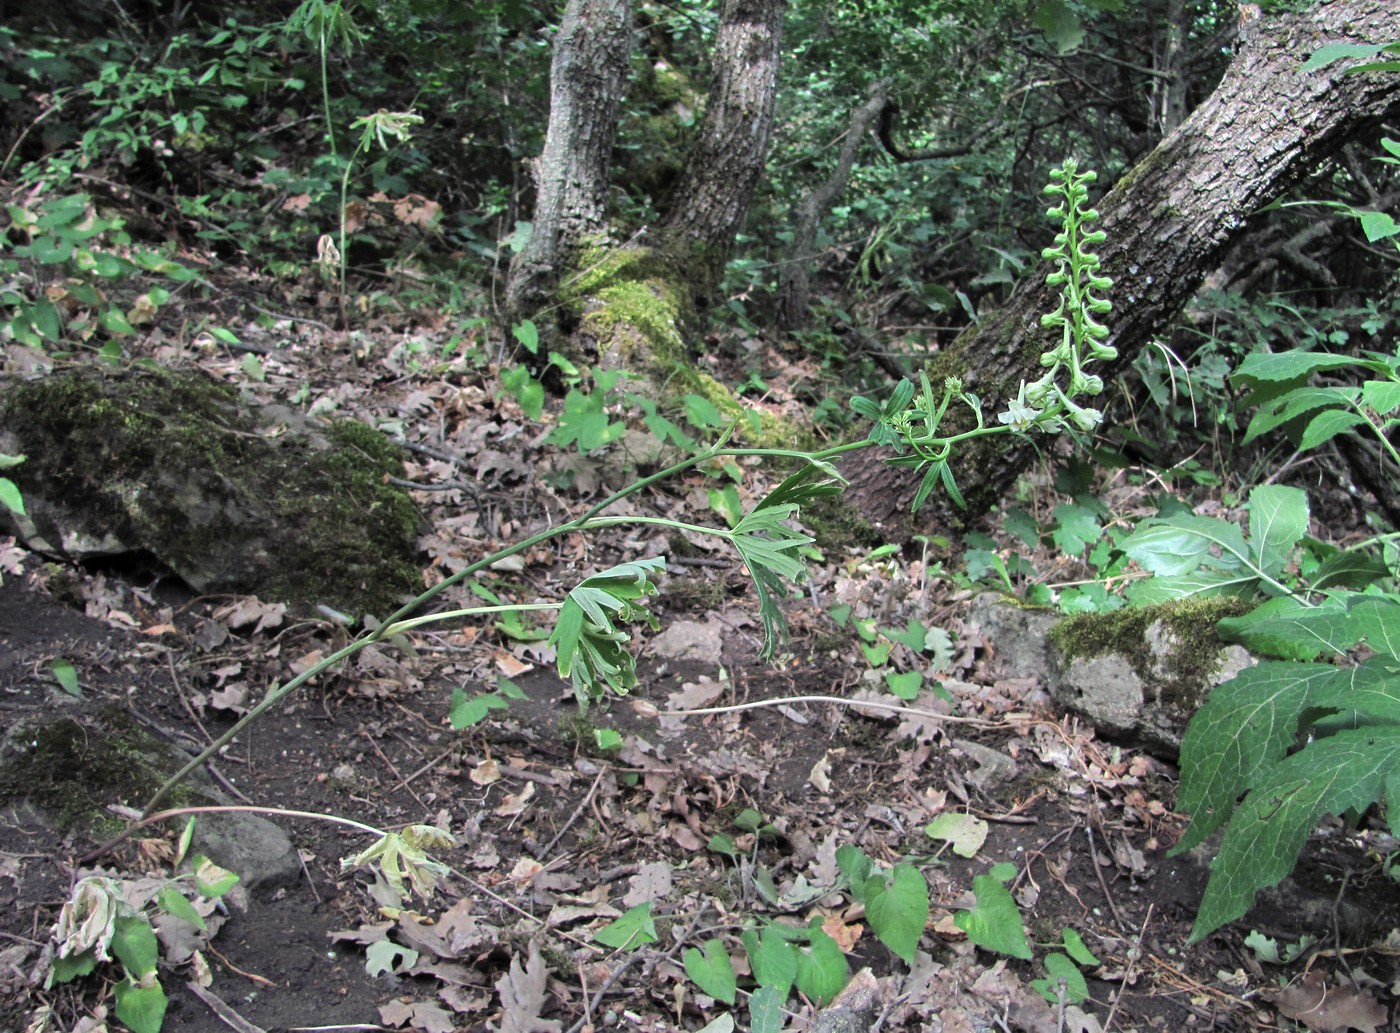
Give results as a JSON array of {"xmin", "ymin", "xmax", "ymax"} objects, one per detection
[
  {"xmin": 595, "ymin": 903, "xmax": 658, "ymax": 950},
  {"xmin": 1240, "ymin": 385, "xmax": 1359, "ymax": 446},
  {"xmin": 550, "ymin": 557, "xmax": 665, "ymax": 701},
  {"xmin": 863, "ymin": 863, "xmax": 929, "ymax": 964},
  {"xmin": 1248, "ymin": 485, "xmax": 1308, "ymax": 579},
  {"xmin": 683, "ymin": 939, "xmax": 737, "ymax": 1005},
  {"xmin": 1300, "ymin": 409, "xmax": 1368, "ymax": 450},
  {"xmin": 0, "ymin": 477, "xmax": 23, "ymax": 516},
  {"xmin": 732, "ymin": 466, "xmax": 840, "ymax": 657},
  {"xmin": 1190, "ymin": 727, "xmax": 1400, "ymax": 942},
  {"xmin": 954, "ymin": 868, "xmax": 1032, "ymax": 960},
  {"xmin": 1172, "ymin": 662, "xmax": 1348, "ymax": 852}
]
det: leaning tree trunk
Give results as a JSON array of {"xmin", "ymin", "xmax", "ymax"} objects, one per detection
[
  {"xmin": 843, "ymin": 0, "xmax": 1400, "ymax": 541},
  {"xmin": 505, "ymin": 0, "xmax": 632, "ymax": 323}
]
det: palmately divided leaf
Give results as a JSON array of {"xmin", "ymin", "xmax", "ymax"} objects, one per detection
[
  {"xmin": 1190, "ymin": 727, "xmax": 1400, "ymax": 943},
  {"xmin": 550, "ymin": 557, "xmax": 665, "ymax": 703},
  {"xmin": 733, "ymin": 467, "xmax": 838, "ymax": 657}
]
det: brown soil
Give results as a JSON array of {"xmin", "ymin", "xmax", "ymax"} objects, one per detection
[{"xmin": 3, "ymin": 555, "xmax": 1399, "ymax": 1033}]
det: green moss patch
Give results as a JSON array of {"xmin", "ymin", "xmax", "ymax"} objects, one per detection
[{"xmin": 3, "ymin": 366, "xmax": 421, "ymax": 614}]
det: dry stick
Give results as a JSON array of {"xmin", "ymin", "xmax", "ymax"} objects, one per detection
[
  {"xmin": 1084, "ymin": 824, "xmax": 1128, "ymax": 928},
  {"xmin": 186, "ymin": 980, "xmax": 270, "ymax": 1033},
  {"xmin": 1101, "ymin": 903, "xmax": 1153, "ymax": 1033},
  {"xmin": 632, "ymin": 695, "xmax": 1005, "ymax": 727},
  {"xmin": 539, "ymin": 768, "xmax": 608, "ymax": 862}
]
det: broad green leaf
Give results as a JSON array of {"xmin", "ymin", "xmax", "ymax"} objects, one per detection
[
  {"xmin": 1308, "ymin": 543, "xmax": 1392, "ymax": 591},
  {"xmin": 748, "ymin": 986, "xmax": 785, "ymax": 1033},
  {"xmin": 1003, "ymin": 507, "xmax": 1040, "ymax": 550},
  {"xmin": 1219, "ymin": 595, "xmax": 1400, "ymax": 660},
  {"xmin": 1241, "ymin": 385, "xmax": 1360, "ymax": 445},
  {"xmin": 1062, "ymin": 928, "xmax": 1099, "ymax": 966},
  {"xmin": 111, "ymin": 915, "xmax": 159, "ymax": 976},
  {"xmin": 499, "ymin": 365, "xmax": 543, "ymax": 421},
  {"xmin": 0, "ymin": 477, "xmax": 24, "ymax": 516},
  {"xmin": 1248, "ymin": 485, "xmax": 1308, "ymax": 579},
  {"xmin": 708, "ymin": 834, "xmax": 737, "ymax": 860},
  {"xmin": 1299, "ymin": 409, "xmax": 1368, "ymax": 450},
  {"xmin": 1362, "ymin": 379, "xmax": 1400, "ymax": 414},
  {"xmin": 1051, "ymin": 502, "xmax": 1101, "ymax": 556},
  {"xmin": 1302, "ymin": 42, "xmax": 1390, "ymax": 70},
  {"xmin": 683, "ymin": 393, "xmax": 725, "ymax": 429},
  {"xmin": 860, "ymin": 641, "xmax": 892, "ymax": 666},
  {"xmin": 743, "ymin": 926, "xmax": 798, "ymax": 1000},
  {"xmin": 594, "ymin": 903, "xmax": 657, "ymax": 950},
  {"xmin": 1122, "ymin": 516, "xmax": 1248, "ymax": 577},
  {"xmin": 1034, "ymin": 0, "xmax": 1085, "ymax": 53},
  {"xmin": 51, "ymin": 949, "xmax": 98, "ymax": 983},
  {"xmin": 683, "ymin": 939, "xmax": 737, "ymax": 1004},
  {"xmin": 1173, "ymin": 662, "xmax": 1346, "ymax": 851},
  {"xmin": 449, "ymin": 687, "xmax": 509, "ymax": 729},
  {"xmin": 835, "ymin": 844, "xmax": 873, "ymax": 890},
  {"xmin": 1232, "ymin": 350, "xmax": 1363, "ymax": 385},
  {"xmin": 549, "ymin": 389, "xmax": 626, "ymax": 452},
  {"xmin": 1190, "ymin": 727, "xmax": 1400, "ymax": 942},
  {"xmin": 114, "ymin": 977, "xmax": 168, "ymax": 1033},
  {"xmin": 863, "ymin": 863, "xmax": 929, "ymax": 964},
  {"xmin": 512, "ymin": 319, "xmax": 539, "ymax": 354},
  {"xmin": 794, "ymin": 927, "xmax": 847, "ymax": 1006},
  {"xmin": 192, "ymin": 856, "xmax": 240, "ymax": 897},
  {"xmin": 954, "ymin": 870, "xmax": 1032, "ymax": 959},
  {"xmin": 708, "ymin": 483, "xmax": 743, "ymax": 527},
  {"xmin": 884, "ymin": 670, "xmax": 922, "ymax": 699},
  {"xmin": 1032, "ymin": 952, "xmax": 1089, "ymax": 1004},
  {"xmin": 1123, "ymin": 569, "xmax": 1259, "ymax": 605},
  {"xmin": 47, "ymin": 658, "xmax": 80, "ymax": 697},
  {"xmin": 695, "ymin": 1017, "xmax": 735, "ymax": 1033},
  {"xmin": 882, "ymin": 619, "xmax": 927, "ymax": 653},
  {"xmin": 593, "ymin": 728, "xmax": 623, "ymax": 752},
  {"xmin": 550, "ymin": 557, "xmax": 665, "ymax": 702},
  {"xmin": 156, "ymin": 887, "xmax": 206, "ymax": 931},
  {"xmin": 925, "ymin": 812, "xmax": 989, "ymax": 858}
]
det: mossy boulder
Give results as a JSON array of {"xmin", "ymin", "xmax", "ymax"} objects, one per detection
[{"xmin": 0, "ymin": 366, "xmax": 421, "ymax": 614}]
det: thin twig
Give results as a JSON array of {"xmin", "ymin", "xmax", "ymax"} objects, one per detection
[
  {"xmin": 1084, "ymin": 824, "xmax": 1128, "ymax": 928},
  {"xmin": 539, "ymin": 768, "xmax": 608, "ymax": 861},
  {"xmin": 1102, "ymin": 903, "xmax": 1152, "ymax": 1033},
  {"xmin": 186, "ymin": 980, "xmax": 269, "ymax": 1032},
  {"xmin": 636, "ymin": 694, "xmax": 1004, "ymax": 727}
]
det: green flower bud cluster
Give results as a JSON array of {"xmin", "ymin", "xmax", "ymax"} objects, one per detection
[{"xmin": 1000, "ymin": 158, "xmax": 1115, "ymax": 437}]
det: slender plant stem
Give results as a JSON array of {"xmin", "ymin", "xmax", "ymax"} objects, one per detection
[{"xmin": 140, "ymin": 441, "xmax": 874, "ymax": 816}]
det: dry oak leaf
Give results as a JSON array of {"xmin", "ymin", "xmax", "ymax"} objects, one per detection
[
  {"xmin": 1267, "ymin": 970, "xmax": 1389, "ymax": 1033},
  {"xmin": 494, "ymin": 938, "xmax": 563, "ymax": 1033}
]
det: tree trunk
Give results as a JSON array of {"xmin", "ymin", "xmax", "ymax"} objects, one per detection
[
  {"xmin": 505, "ymin": 0, "xmax": 632, "ymax": 322},
  {"xmin": 657, "ymin": 0, "xmax": 785, "ymax": 304},
  {"xmin": 842, "ymin": 0, "xmax": 1400, "ymax": 541},
  {"xmin": 779, "ymin": 78, "xmax": 891, "ymax": 330}
]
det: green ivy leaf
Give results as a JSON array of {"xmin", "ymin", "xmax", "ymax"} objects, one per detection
[
  {"xmin": 549, "ymin": 388, "xmax": 626, "ymax": 452},
  {"xmin": 954, "ymin": 869, "xmax": 1032, "ymax": 959},
  {"xmin": 683, "ymin": 939, "xmax": 737, "ymax": 1004},
  {"xmin": 794, "ymin": 926, "xmax": 847, "ymax": 1006},
  {"xmin": 1032, "ymin": 952, "xmax": 1089, "ymax": 1003},
  {"xmin": 595, "ymin": 903, "xmax": 657, "ymax": 950},
  {"xmin": 743, "ymin": 926, "xmax": 798, "ymax": 1001},
  {"xmin": 882, "ymin": 619, "xmax": 927, "ymax": 653},
  {"xmin": 114, "ymin": 976, "xmax": 168, "ymax": 1033},
  {"xmin": 883, "ymin": 670, "xmax": 922, "ymax": 699},
  {"xmin": 863, "ymin": 863, "xmax": 929, "ymax": 964},
  {"xmin": 512, "ymin": 319, "xmax": 539, "ymax": 355}
]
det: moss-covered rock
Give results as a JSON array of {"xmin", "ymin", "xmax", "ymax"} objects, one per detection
[{"xmin": 0, "ymin": 366, "xmax": 421, "ymax": 614}]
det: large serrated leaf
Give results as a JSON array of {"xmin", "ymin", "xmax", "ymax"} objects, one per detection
[
  {"xmin": 1123, "ymin": 569, "xmax": 1258, "ymax": 605},
  {"xmin": 1122, "ymin": 515, "xmax": 1249, "ymax": 576},
  {"xmin": 1219, "ymin": 595, "xmax": 1400, "ymax": 660},
  {"xmin": 1173, "ymin": 662, "xmax": 1343, "ymax": 852},
  {"xmin": 1299, "ymin": 409, "xmax": 1368, "ymax": 450},
  {"xmin": 1231, "ymin": 350, "xmax": 1362, "ymax": 385},
  {"xmin": 1248, "ymin": 485, "xmax": 1308, "ymax": 579},
  {"xmin": 1190, "ymin": 727, "xmax": 1400, "ymax": 942}
]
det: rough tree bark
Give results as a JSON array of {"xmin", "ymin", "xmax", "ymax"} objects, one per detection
[
  {"xmin": 779, "ymin": 78, "xmax": 891, "ymax": 330},
  {"xmin": 505, "ymin": 0, "xmax": 632, "ymax": 321},
  {"xmin": 843, "ymin": 0, "xmax": 1400, "ymax": 541},
  {"xmin": 505, "ymin": 0, "xmax": 785, "ymax": 406}
]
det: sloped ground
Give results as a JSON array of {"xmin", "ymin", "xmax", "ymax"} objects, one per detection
[{"xmin": 3, "ymin": 325, "xmax": 1400, "ymax": 1033}]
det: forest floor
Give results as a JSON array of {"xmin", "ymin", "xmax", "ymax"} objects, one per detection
[{"xmin": 3, "ymin": 311, "xmax": 1400, "ymax": 1033}]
